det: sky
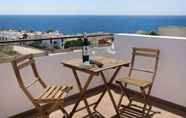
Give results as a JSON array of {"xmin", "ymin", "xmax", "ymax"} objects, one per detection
[{"xmin": 0, "ymin": 0, "xmax": 186, "ymax": 15}]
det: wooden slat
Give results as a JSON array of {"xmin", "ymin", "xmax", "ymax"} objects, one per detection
[
  {"xmin": 37, "ymin": 86, "xmax": 51, "ymax": 99},
  {"xmin": 118, "ymin": 77, "xmax": 152, "ymax": 87},
  {"xmin": 133, "ymin": 47, "xmax": 159, "ymax": 58},
  {"xmin": 47, "ymin": 86, "xmax": 62, "ymax": 99},
  {"xmin": 60, "ymin": 86, "xmax": 72, "ymax": 99},
  {"xmin": 15, "ymin": 54, "xmax": 32, "ymax": 63},
  {"xmin": 25, "ymin": 79, "xmax": 39, "ymax": 88},
  {"xmin": 60, "ymin": 91, "xmax": 67, "ymax": 99},
  {"xmin": 134, "ymin": 52, "xmax": 157, "ymax": 58},
  {"xmin": 132, "ymin": 68, "xmax": 154, "ymax": 73},
  {"xmin": 65, "ymin": 86, "xmax": 73, "ymax": 93},
  {"xmin": 54, "ymin": 86, "xmax": 67, "ymax": 99},
  {"xmin": 133, "ymin": 47, "xmax": 160, "ymax": 53},
  {"xmin": 17, "ymin": 59, "xmax": 34, "ymax": 69},
  {"xmin": 40, "ymin": 86, "xmax": 56, "ymax": 99},
  {"xmin": 124, "ymin": 107, "xmax": 143, "ymax": 116},
  {"xmin": 36, "ymin": 86, "xmax": 70, "ymax": 102}
]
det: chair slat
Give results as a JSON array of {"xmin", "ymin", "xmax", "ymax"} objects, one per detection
[
  {"xmin": 54, "ymin": 86, "xmax": 67, "ymax": 99},
  {"xmin": 134, "ymin": 52, "xmax": 157, "ymax": 58},
  {"xmin": 60, "ymin": 92, "xmax": 67, "ymax": 99},
  {"xmin": 118, "ymin": 77, "xmax": 152, "ymax": 87},
  {"xmin": 37, "ymin": 86, "xmax": 51, "ymax": 99},
  {"xmin": 134, "ymin": 47, "xmax": 160, "ymax": 53},
  {"xmin": 26, "ymin": 79, "xmax": 39, "ymax": 89},
  {"xmin": 132, "ymin": 68, "xmax": 154, "ymax": 74},
  {"xmin": 41, "ymin": 86, "xmax": 56, "ymax": 99},
  {"xmin": 47, "ymin": 86, "xmax": 62, "ymax": 99},
  {"xmin": 60, "ymin": 87, "xmax": 68, "ymax": 99},
  {"xmin": 15, "ymin": 54, "xmax": 33, "ymax": 63},
  {"xmin": 17, "ymin": 59, "xmax": 34, "ymax": 69}
]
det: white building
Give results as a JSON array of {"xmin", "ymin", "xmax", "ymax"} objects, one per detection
[{"xmin": 0, "ymin": 30, "xmax": 64, "ymax": 48}]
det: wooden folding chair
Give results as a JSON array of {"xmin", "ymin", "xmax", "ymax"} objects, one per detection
[
  {"xmin": 11, "ymin": 54, "xmax": 72, "ymax": 118},
  {"xmin": 116, "ymin": 47, "xmax": 160, "ymax": 117}
]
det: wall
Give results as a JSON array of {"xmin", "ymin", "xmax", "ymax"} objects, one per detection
[{"xmin": 1, "ymin": 33, "xmax": 186, "ymax": 117}]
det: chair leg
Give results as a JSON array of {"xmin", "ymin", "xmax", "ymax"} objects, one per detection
[
  {"xmin": 140, "ymin": 87, "xmax": 152, "ymax": 117},
  {"xmin": 147, "ymin": 105, "xmax": 152, "ymax": 115},
  {"xmin": 39, "ymin": 111, "xmax": 49, "ymax": 118},
  {"xmin": 59, "ymin": 104, "xmax": 69, "ymax": 118},
  {"xmin": 140, "ymin": 87, "xmax": 146, "ymax": 117},
  {"xmin": 117, "ymin": 82, "xmax": 131, "ymax": 109},
  {"xmin": 117, "ymin": 82, "xmax": 125, "ymax": 108},
  {"xmin": 117, "ymin": 82, "xmax": 154, "ymax": 117},
  {"xmin": 38, "ymin": 101, "xmax": 67, "ymax": 118},
  {"xmin": 37, "ymin": 108, "xmax": 49, "ymax": 118}
]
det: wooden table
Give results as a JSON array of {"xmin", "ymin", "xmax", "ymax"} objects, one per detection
[{"xmin": 63, "ymin": 57, "xmax": 130, "ymax": 118}]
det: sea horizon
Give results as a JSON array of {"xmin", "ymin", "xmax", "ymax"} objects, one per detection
[
  {"xmin": 0, "ymin": 15, "xmax": 186, "ymax": 35},
  {"xmin": 1, "ymin": 14, "xmax": 186, "ymax": 16}
]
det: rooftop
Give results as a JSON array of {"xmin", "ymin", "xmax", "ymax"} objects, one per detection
[{"xmin": 0, "ymin": 33, "xmax": 186, "ymax": 118}]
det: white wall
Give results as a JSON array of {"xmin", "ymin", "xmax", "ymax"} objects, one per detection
[{"xmin": 1, "ymin": 33, "xmax": 186, "ymax": 117}]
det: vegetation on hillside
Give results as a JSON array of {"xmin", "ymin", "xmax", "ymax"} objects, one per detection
[
  {"xmin": 64, "ymin": 39, "xmax": 84, "ymax": 49},
  {"xmin": 28, "ymin": 41, "xmax": 46, "ymax": 49},
  {"xmin": 0, "ymin": 46, "xmax": 19, "ymax": 57},
  {"xmin": 137, "ymin": 30, "xmax": 159, "ymax": 36}
]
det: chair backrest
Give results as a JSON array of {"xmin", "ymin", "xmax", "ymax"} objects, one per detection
[
  {"xmin": 11, "ymin": 54, "xmax": 47, "ymax": 106},
  {"xmin": 129, "ymin": 47, "xmax": 160, "ymax": 83}
]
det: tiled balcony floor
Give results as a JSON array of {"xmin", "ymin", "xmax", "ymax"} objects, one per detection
[{"xmin": 50, "ymin": 90, "xmax": 183, "ymax": 118}]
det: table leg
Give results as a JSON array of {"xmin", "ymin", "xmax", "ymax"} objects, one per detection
[
  {"xmin": 69, "ymin": 69, "xmax": 94, "ymax": 118},
  {"xmin": 93, "ymin": 67, "xmax": 121, "ymax": 117},
  {"xmin": 100, "ymin": 71, "xmax": 121, "ymax": 118}
]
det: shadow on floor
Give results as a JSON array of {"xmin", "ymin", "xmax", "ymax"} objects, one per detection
[{"xmin": 111, "ymin": 106, "xmax": 160, "ymax": 118}]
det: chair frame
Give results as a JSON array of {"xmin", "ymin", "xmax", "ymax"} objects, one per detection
[
  {"xmin": 11, "ymin": 54, "xmax": 70, "ymax": 118},
  {"xmin": 116, "ymin": 47, "xmax": 160, "ymax": 117}
]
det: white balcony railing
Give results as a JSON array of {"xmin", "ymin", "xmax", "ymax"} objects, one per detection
[{"xmin": 0, "ymin": 33, "xmax": 186, "ymax": 117}]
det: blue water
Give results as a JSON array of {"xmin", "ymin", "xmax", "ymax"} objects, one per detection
[{"xmin": 0, "ymin": 15, "xmax": 186, "ymax": 34}]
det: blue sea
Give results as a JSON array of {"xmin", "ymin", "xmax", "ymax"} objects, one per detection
[{"xmin": 0, "ymin": 15, "xmax": 186, "ymax": 34}]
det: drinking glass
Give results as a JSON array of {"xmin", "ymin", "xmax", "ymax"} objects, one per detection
[
  {"xmin": 106, "ymin": 39, "xmax": 116, "ymax": 55},
  {"xmin": 90, "ymin": 39, "xmax": 98, "ymax": 60}
]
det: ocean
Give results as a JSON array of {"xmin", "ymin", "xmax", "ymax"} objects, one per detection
[{"xmin": 0, "ymin": 15, "xmax": 186, "ymax": 35}]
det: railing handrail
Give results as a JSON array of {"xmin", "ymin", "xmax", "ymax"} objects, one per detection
[{"xmin": 0, "ymin": 33, "xmax": 113, "ymax": 44}]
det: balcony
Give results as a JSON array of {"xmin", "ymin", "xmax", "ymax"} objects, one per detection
[{"xmin": 0, "ymin": 33, "xmax": 186, "ymax": 118}]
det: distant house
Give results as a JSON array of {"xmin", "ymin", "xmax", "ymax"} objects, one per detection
[
  {"xmin": 0, "ymin": 30, "xmax": 64, "ymax": 48},
  {"xmin": 41, "ymin": 31, "xmax": 64, "ymax": 47}
]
